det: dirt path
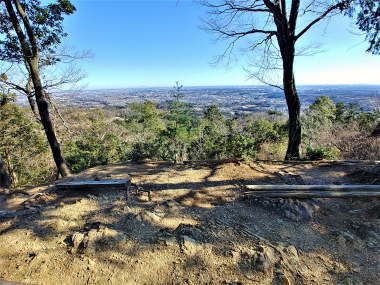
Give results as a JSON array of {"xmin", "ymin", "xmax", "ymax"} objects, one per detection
[{"xmin": 0, "ymin": 160, "xmax": 379, "ymax": 285}]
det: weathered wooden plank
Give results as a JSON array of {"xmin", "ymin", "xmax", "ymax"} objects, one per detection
[
  {"xmin": 56, "ymin": 179, "xmax": 130, "ymax": 190},
  {"xmin": 0, "ymin": 280, "xmax": 26, "ymax": 285},
  {"xmin": 243, "ymin": 191, "xmax": 380, "ymax": 198},
  {"xmin": 0, "ymin": 209, "xmax": 39, "ymax": 219},
  {"xmin": 244, "ymin": 184, "xmax": 380, "ymax": 192}
]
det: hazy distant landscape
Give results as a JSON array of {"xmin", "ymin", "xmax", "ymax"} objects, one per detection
[{"xmin": 20, "ymin": 84, "xmax": 379, "ymax": 114}]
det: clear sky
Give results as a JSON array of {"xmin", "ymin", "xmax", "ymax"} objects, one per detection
[{"xmin": 61, "ymin": 0, "xmax": 380, "ymax": 89}]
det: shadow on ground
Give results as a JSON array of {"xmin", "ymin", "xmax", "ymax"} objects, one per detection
[{"xmin": 0, "ymin": 160, "xmax": 379, "ymax": 285}]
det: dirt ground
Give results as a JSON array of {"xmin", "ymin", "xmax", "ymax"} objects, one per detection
[{"xmin": 0, "ymin": 160, "xmax": 379, "ymax": 285}]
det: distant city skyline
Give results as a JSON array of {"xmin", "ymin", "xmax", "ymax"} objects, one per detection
[{"xmin": 63, "ymin": 0, "xmax": 380, "ymax": 89}]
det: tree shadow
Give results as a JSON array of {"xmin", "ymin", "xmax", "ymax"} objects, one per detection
[{"xmin": 0, "ymin": 160, "xmax": 379, "ymax": 284}]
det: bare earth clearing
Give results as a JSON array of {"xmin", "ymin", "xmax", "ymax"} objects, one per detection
[{"xmin": 0, "ymin": 160, "xmax": 379, "ymax": 285}]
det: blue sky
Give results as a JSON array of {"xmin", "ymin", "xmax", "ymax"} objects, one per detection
[{"xmin": 62, "ymin": 0, "xmax": 380, "ymax": 89}]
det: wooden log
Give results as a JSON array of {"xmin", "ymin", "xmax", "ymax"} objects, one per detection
[
  {"xmin": 55, "ymin": 179, "xmax": 130, "ymax": 190},
  {"xmin": 244, "ymin": 184, "xmax": 380, "ymax": 192},
  {"xmin": 253, "ymin": 159, "xmax": 380, "ymax": 165},
  {"xmin": 243, "ymin": 191, "xmax": 380, "ymax": 198}
]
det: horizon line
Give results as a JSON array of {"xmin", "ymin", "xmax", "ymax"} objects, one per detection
[{"xmin": 63, "ymin": 83, "xmax": 380, "ymax": 92}]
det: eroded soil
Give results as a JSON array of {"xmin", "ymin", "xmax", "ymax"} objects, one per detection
[{"xmin": 0, "ymin": 160, "xmax": 379, "ymax": 285}]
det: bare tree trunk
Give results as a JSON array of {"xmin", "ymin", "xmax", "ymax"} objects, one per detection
[
  {"xmin": 25, "ymin": 76, "xmax": 39, "ymax": 119},
  {"xmin": 4, "ymin": 0, "xmax": 71, "ymax": 177},
  {"xmin": 29, "ymin": 58, "xmax": 71, "ymax": 177},
  {"xmin": 283, "ymin": 60, "xmax": 301, "ymax": 160},
  {"xmin": 276, "ymin": 17, "xmax": 301, "ymax": 160},
  {"xmin": 27, "ymin": 94, "xmax": 38, "ymax": 116},
  {"xmin": 0, "ymin": 155, "xmax": 10, "ymax": 188}
]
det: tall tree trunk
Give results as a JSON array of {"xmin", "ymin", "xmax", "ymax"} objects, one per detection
[
  {"xmin": 283, "ymin": 60, "xmax": 301, "ymax": 160},
  {"xmin": 29, "ymin": 58, "xmax": 71, "ymax": 177},
  {"xmin": 4, "ymin": 0, "xmax": 71, "ymax": 177},
  {"xmin": 273, "ymin": 6, "xmax": 302, "ymax": 160},
  {"xmin": 281, "ymin": 51, "xmax": 301, "ymax": 160},
  {"xmin": 0, "ymin": 155, "xmax": 10, "ymax": 188},
  {"xmin": 283, "ymin": 81, "xmax": 301, "ymax": 160},
  {"xmin": 26, "ymin": 78, "xmax": 39, "ymax": 119}
]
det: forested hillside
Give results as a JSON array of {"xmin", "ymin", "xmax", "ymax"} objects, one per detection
[{"xmin": 1, "ymin": 90, "xmax": 379, "ymax": 187}]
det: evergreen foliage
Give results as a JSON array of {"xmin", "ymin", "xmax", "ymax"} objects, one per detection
[
  {"xmin": 0, "ymin": 0, "xmax": 76, "ymax": 62},
  {"xmin": 351, "ymin": 0, "xmax": 380, "ymax": 54},
  {"xmin": 0, "ymin": 95, "xmax": 49, "ymax": 185},
  {"xmin": 1, "ymin": 93, "xmax": 379, "ymax": 186}
]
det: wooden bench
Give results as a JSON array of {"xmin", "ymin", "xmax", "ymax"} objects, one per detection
[
  {"xmin": 56, "ymin": 179, "xmax": 131, "ymax": 190},
  {"xmin": 243, "ymin": 184, "xmax": 380, "ymax": 198},
  {"xmin": 55, "ymin": 179, "xmax": 154, "ymax": 200},
  {"xmin": 56, "ymin": 179, "xmax": 131, "ymax": 197}
]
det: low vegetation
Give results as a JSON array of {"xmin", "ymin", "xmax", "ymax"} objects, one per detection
[{"xmin": 1, "ymin": 89, "xmax": 379, "ymax": 187}]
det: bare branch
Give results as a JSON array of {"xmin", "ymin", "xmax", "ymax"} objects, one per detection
[
  {"xmin": 45, "ymin": 92, "xmax": 70, "ymax": 132},
  {"xmin": 0, "ymin": 78, "xmax": 28, "ymax": 93},
  {"xmin": 295, "ymin": 1, "xmax": 347, "ymax": 40},
  {"xmin": 248, "ymin": 72, "xmax": 284, "ymax": 90},
  {"xmin": 201, "ymin": 0, "xmax": 270, "ymax": 13}
]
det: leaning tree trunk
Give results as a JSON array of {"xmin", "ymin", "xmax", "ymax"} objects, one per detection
[
  {"xmin": 282, "ymin": 56, "xmax": 301, "ymax": 160},
  {"xmin": 4, "ymin": 0, "xmax": 71, "ymax": 177},
  {"xmin": 25, "ymin": 76, "xmax": 39, "ymax": 119},
  {"xmin": 0, "ymin": 155, "xmax": 10, "ymax": 188},
  {"xmin": 29, "ymin": 58, "xmax": 71, "ymax": 177}
]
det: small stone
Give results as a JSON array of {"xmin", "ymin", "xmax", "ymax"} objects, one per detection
[
  {"xmin": 284, "ymin": 245, "xmax": 298, "ymax": 259},
  {"xmin": 88, "ymin": 258, "xmax": 96, "ymax": 266},
  {"xmin": 252, "ymin": 246, "xmax": 276, "ymax": 273},
  {"xmin": 163, "ymin": 200, "xmax": 180, "ymax": 212},
  {"xmin": 276, "ymin": 273, "xmax": 292, "ymax": 285},
  {"xmin": 213, "ymin": 246, "xmax": 239, "ymax": 260},
  {"xmin": 180, "ymin": 235, "xmax": 201, "ymax": 255},
  {"xmin": 70, "ymin": 232, "xmax": 85, "ymax": 251},
  {"xmin": 173, "ymin": 224, "xmax": 206, "ymax": 242},
  {"xmin": 139, "ymin": 210, "xmax": 162, "ymax": 223},
  {"xmin": 335, "ymin": 231, "xmax": 356, "ymax": 248},
  {"xmin": 284, "ymin": 210, "xmax": 300, "ymax": 222},
  {"xmin": 157, "ymin": 235, "xmax": 177, "ymax": 246},
  {"xmin": 337, "ymin": 235, "xmax": 347, "ymax": 247}
]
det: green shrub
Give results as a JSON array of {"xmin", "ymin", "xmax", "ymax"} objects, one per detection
[
  {"xmin": 0, "ymin": 101, "xmax": 50, "ymax": 186},
  {"xmin": 64, "ymin": 133, "xmax": 128, "ymax": 173},
  {"xmin": 225, "ymin": 134, "xmax": 257, "ymax": 159},
  {"xmin": 305, "ymin": 146, "xmax": 340, "ymax": 160},
  {"xmin": 267, "ymin": 110, "xmax": 283, "ymax": 116}
]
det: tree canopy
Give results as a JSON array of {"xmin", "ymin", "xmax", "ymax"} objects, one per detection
[
  {"xmin": 0, "ymin": 0, "xmax": 76, "ymax": 63},
  {"xmin": 352, "ymin": 0, "xmax": 380, "ymax": 54}
]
